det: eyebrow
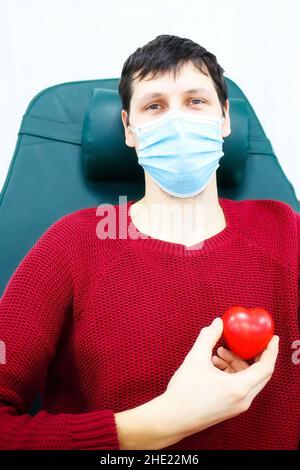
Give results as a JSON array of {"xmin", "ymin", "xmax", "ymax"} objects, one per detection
[{"xmin": 137, "ymin": 87, "xmax": 213, "ymax": 104}]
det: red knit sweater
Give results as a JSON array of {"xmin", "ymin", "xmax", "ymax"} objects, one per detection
[{"xmin": 0, "ymin": 197, "xmax": 299, "ymax": 450}]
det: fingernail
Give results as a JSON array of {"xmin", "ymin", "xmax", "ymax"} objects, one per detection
[{"xmin": 212, "ymin": 317, "xmax": 222, "ymax": 327}]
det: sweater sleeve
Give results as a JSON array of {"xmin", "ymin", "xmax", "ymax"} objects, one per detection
[{"xmin": 0, "ymin": 217, "xmax": 120, "ymax": 450}]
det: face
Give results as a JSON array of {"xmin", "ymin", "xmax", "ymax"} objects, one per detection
[{"xmin": 121, "ymin": 61, "xmax": 231, "ymax": 150}]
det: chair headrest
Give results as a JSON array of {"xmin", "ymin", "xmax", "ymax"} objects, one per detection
[{"xmin": 81, "ymin": 88, "xmax": 249, "ymax": 186}]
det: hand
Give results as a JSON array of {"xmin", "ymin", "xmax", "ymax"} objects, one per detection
[{"xmin": 161, "ymin": 317, "xmax": 279, "ymax": 441}]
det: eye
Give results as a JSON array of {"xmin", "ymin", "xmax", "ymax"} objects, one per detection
[
  {"xmin": 190, "ymin": 99, "xmax": 205, "ymax": 105},
  {"xmin": 145, "ymin": 103, "xmax": 161, "ymax": 111}
]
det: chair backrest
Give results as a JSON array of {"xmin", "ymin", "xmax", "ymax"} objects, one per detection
[{"xmin": 0, "ymin": 76, "xmax": 299, "ymax": 296}]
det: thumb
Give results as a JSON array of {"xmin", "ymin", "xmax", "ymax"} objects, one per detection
[{"xmin": 190, "ymin": 317, "xmax": 224, "ymax": 360}]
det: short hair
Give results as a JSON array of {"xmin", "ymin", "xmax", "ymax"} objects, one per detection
[{"xmin": 118, "ymin": 34, "xmax": 228, "ymax": 126}]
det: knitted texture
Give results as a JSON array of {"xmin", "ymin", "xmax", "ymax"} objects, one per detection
[{"xmin": 0, "ymin": 197, "xmax": 299, "ymax": 449}]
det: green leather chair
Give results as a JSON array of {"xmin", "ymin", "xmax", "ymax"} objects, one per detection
[
  {"xmin": 0, "ymin": 75, "xmax": 299, "ymax": 299},
  {"xmin": 0, "ymin": 76, "xmax": 299, "ymax": 417}
]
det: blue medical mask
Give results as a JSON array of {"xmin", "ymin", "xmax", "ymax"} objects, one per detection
[{"xmin": 128, "ymin": 109, "xmax": 225, "ymax": 198}]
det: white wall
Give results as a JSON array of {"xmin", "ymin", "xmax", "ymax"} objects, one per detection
[{"xmin": 1, "ymin": 0, "xmax": 299, "ymax": 198}]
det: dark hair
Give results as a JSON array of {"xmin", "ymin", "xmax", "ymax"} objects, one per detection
[{"xmin": 118, "ymin": 34, "xmax": 228, "ymax": 126}]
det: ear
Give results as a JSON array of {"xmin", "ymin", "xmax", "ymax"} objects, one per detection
[
  {"xmin": 121, "ymin": 109, "xmax": 136, "ymax": 148},
  {"xmin": 222, "ymin": 99, "xmax": 231, "ymax": 138}
]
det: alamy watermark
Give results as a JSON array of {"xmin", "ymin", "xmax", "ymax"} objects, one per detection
[
  {"xmin": 0, "ymin": 339, "xmax": 299, "ymax": 366},
  {"xmin": 0, "ymin": 340, "xmax": 6, "ymax": 365},
  {"xmin": 95, "ymin": 195, "xmax": 206, "ymax": 251},
  {"xmin": 291, "ymin": 339, "xmax": 300, "ymax": 365}
]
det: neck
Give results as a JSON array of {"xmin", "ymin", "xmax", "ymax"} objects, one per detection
[{"xmin": 129, "ymin": 173, "xmax": 227, "ymax": 247}]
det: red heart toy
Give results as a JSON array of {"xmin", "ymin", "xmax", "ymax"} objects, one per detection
[{"xmin": 222, "ymin": 306, "xmax": 274, "ymax": 360}]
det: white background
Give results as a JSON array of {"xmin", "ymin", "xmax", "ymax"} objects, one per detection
[{"xmin": 1, "ymin": 0, "xmax": 299, "ymax": 198}]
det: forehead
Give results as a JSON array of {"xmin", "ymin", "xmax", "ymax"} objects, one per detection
[{"xmin": 131, "ymin": 62, "xmax": 218, "ymax": 104}]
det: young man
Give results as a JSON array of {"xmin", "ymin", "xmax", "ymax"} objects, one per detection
[
  {"xmin": 0, "ymin": 34, "xmax": 298, "ymax": 451},
  {"xmin": 114, "ymin": 34, "xmax": 299, "ymax": 449}
]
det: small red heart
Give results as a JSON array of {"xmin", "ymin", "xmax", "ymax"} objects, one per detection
[{"xmin": 222, "ymin": 306, "xmax": 275, "ymax": 360}]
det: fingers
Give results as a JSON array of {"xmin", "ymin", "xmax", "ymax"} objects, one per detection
[
  {"xmin": 189, "ymin": 318, "xmax": 223, "ymax": 362},
  {"xmin": 217, "ymin": 346, "xmax": 249, "ymax": 371},
  {"xmin": 234, "ymin": 335, "xmax": 279, "ymax": 391},
  {"xmin": 212, "ymin": 347, "xmax": 249, "ymax": 372},
  {"xmin": 212, "ymin": 354, "xmax": 230, "ymax": 371}
]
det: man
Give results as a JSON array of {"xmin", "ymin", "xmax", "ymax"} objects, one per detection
[
  {"xmin": 114, "ymin": 34, "xmax": 299, "ymax": 449},
  {"xmin": 0, "ymin": 34, "xmax": 298, "ymax": 451}
]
